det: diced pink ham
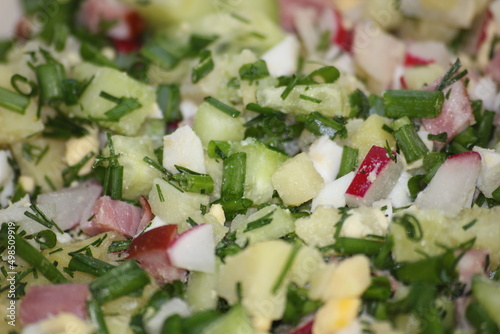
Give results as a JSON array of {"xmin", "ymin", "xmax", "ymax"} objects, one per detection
[
  {"xmin": 277, "ymin": 0, "xmax": 352, "ymax": 52},
  {"xmin": 128, "ymin": 225, "xmax": 188, "ymax": 285},
  {"xmin": 485, "ymin": 50, "xmax": 500, "ymax": 83},
  {"xmin": 37, "ymin": 182, "xmax": 102, "ymax": 231},
  {"xmin": 137, "ymin": 196, "xmax": 153, "ymax": 234},
  {"xmin": 78, "ymin": 0, "xmax": 144, "ymax": 42},
  {"xmin": 81, "ymin": 196, "xmax": 143, "ymax": 238},
  {"xmin": 457, "ymin": 249, "xmax": 489, "ymax": 291},
  {"xmin": 20, "ymin": 284, "xmax": 90, "ymax": 325},
  {"xmin": 422, "ymin": 79, "xmax": 475, "ymax": 150}
]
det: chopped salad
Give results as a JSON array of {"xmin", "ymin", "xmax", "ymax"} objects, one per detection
[{"xmin": 1, "ymin": 0, "xmax": 500, "ymax": 333}]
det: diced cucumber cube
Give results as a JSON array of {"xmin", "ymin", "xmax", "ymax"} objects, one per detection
[
  {"xmin": 257, "ymin": 83, "xmax": 350, "ymax": 117},
  {"xmin": 11, "ymin": 137, "xmax": 66, "ymax": 192},
  {"xmin": 472, "ymin": 275, "xmax": 500, "ymax": 327},
  {"xmin": 231, "ymin": 138, "xmax": 288, "ymax": 204},
  {"xmin": 193, "ymin": 101, "xmax": 245, "ymax": 148},
  {"xmin": 109, "ymin": 135, "xmax": 163, "ymax": 200},
  {"xmin": 0, "ymin": 101, "xmax": 43, "ymax": 145},
  {"xmin": 70, "ymin": 62, "xmax": 155, "ymax": 136},
  {"xmin": 186, "ymin": 268, "xmax": 218, "ymax": 312},
  {"xmin": 231, "ymin": 204, "xmax": 295, "ymax": 246},
  {"xmin": 202, "ymin": 305, "xmax": 255, "ymax": 334}
]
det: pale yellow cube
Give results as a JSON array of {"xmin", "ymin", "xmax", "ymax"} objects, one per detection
[
  {"xmin": 350, "ymin": 114, "xmax": 396, "ymax": 160},
  {"xmin": 271, "ymin": 152, "xmax": 324, "ymax": 206},
  {"xmin": 295, "ymin": 206, "xmax": 342, "ymax": 248}
]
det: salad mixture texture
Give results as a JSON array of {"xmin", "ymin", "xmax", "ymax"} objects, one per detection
[{"xmin": 2, "ymin": 0, "xmax": 500, "ymax": 333}]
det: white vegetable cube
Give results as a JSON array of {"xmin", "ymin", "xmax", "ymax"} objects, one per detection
[
  {"xmin": 261, "ymin": 34, "xmax": 300, "ymax": 77},
  {"xmin": 163, "ymin": 126, "xmax": 206, "ymax": 174},
  {"xmin": 313, "ymin": 297, "xmax": 361, "ymax": 334},
  {"xmin": 473, "ymin": 146, "xmax": 500, "ymax": 198},
  {"xmin": 295, "ymin": 206, "xmax": 342, "ymax": 248},
  {"xmin": 149, "ymin": 178, "xmax": 210, "ymax": 225},
  {"xmin": 271, "ymin": 152, "xmax": 324, "ymax": 206},
  {"xmin": 0, "ymin": 101, "xmax": 44, "ymax": 145},
  {"xmin": 312, "ymin": 171, "xmax": 355, "ymax": 210},
  {"xmin": 110, "ymin": 135, "xmax": 163, "ymax": 199},
  {"xmin": 308, "ymin": 135, "xmax": 343, "ymax": 183},
  {"xmin": 415, "ymin": 151, "xmax": 481, "ymax": 217}
]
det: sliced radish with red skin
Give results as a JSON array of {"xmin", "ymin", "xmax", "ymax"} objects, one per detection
[
  {"xmin": 415, "ymin": 151, "xmax": 481, "ymax": 217},
  {"xmin": 404, "ymin": 52, "xmax": 435, "ymax": 67},
  {"xmin": 167, "ymin": 224, "xmax": 216, "ymax": 274},
  {"xmin": 345, "ymin": 145, "xmax": 403, "ymax": 207},
  {"xmin": 288, "ymin": 316, "xmax": 314, "ymax": 334},
  {"xmin": 128, "ymin": 225, "xmax": 187, "ymax": 284}
]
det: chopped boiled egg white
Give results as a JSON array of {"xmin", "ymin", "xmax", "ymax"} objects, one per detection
[
  {"xmin": 473, "ymin": 146, "xmax": 500, "ymax": 198},
  {"xmin": 144, "ymin": 298, "xmax": 191, "ymax": 334},
  {"xmin": 312, "ymin": 297, "xmax": 361, "ymax": 334},
  {"xmin": 65, "ymin": 127, "xmax": 99, "ymax": 176},
  {"xmin": 312, "ymin": 171, "xmax": 355, "ymax": 210},
  {"xmin": 0, "ymin": 150, "xmax": 14, "ymax": 207},
  {"xmin": 261, "ymin": 34, "xmax": 300, "ymax": 77},
  {"xmin": 308, "ymin": 135, "xmax": 343, "ymax": 183},
  {"xmin": 22, "ymin": 313, "xmax": 94, "ymax": 334},
  {"xmin": 208, "ymin": 203, "xmax": 225, "ymax": 225},
  {"xmin": 163, "ymin": 125, "xmax": 206, "ymax": 174}
]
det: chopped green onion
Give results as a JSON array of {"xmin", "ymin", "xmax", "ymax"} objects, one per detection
[
  {"xmin": 61, "ymin": 77, "xmax": 92, "ymax": 106},
  {"xmin": 68, "ymin": 252, "xmax": 116, "ymax": 277},
  {"xmin": 108, "ymin": 240, "xmax": 131, "ymax": 253},
  {"xmin": 80, "ymin": 42, "xmax": 118, "ymax": 69},
  {"xmin": 337, "ymin": 146, "xmax": 358, "ymax": 178},
  {"xmin": 100, "ymin": 91, "xmax": 142, "ymax": 121},
  {"xmin": 328, "ymin": 237, "xmax": 385, "ymax": 256},
  {"xmin": 11, "ymin": 74, "xmax": 37, "ymax": 97},
  {"xmin": 172, "ymin": 166, "xmax": 214, "ymax": 194},
  {"xmin": 307, "ymin": 66, "xmax": 340, "ymax": 84},
  {"xmin": 87, "ymin": 299, "xmax": 109, "ymax": 334},
  {"xmin": 62, "ymin": 152, "xmax": 95, "ymax": 187},
  {"xmin": 24, "ymin": 204, "xmax": 63, "ymax": 233},
  {"xmin": 230, "ymin": 12, "xmax": 251, "ymax": 23},
  {"xmin": 466, "ymin": 301, "xmax": 499, "ymax": 334},
  {"xmin": 186, "ymin": 217, "xmax": 198, "ymax": 227},
  {"xmin": 192, "ymin": 50, "xmax": 214, "ymax": 83},
  {"xmin": 280, "ymin": 75, "xmax": 299, "ymax": 100},
  {"xmin": 299, "ymin": 94, "xmax": 322, "ymax": 103},
  {"xmin": 244, "ymin": 211, "xmax": 274, "ymax": 232},
  {"xmin": 462, "ymin": 219, "xmax": 477, "ymax": 231},
  {"xmin": 491, "ymin": 185, "xmax": 500, "ymax": 202},
  {"xmin": 349, "ymin": 89, "xmax": 370, "ymax": 118},
  {"xmin": 35, "ymin": 63, "xmax": 64, "ymax": 105},
  {"xmin": 245, "ymin": 103, "xmax": 283, "ymax": 116},
  {"xmin": 33, "ymin": 230, "xmax": 57, "ymax": 250},
  {"xmin": 207, "ymin": 141, "xmax": 231, "ymax": 160},
  {"xmin": 221, "ymin": 152, "xmax": 246, "ymax": 200},
  {"xmin": 156, "ymin": 183, "xmax": 165, "ymax": 202},
  {"xmin": 204, "ymin": 96, "xmax": 240, "ymax": 117},
  {"xmin": 391, "ymin": 117, "xmax": 429, "ymax": 164},
  {"xmin": 394, "ymin": 251, "xmax": 457, "ymax": 284},
  {"xmin": 188, "ymin": 34, "xmax": 218, "ymax": 55},
  {"xmin": 43, "ymin": 113, "xmax": 90, "ymax": 139},
  {"xmin": 362, "ymin": 276, "xmax": 392, "ymax": 301},
  {"xmin": 162, "ymin": 314, "xmax": 183, "ymax": 333},
  {"xmin": 21, "ymin": 142, "xmax": 49, "ymax": 165},
  {"xmin": 52, "ymin": 23, "xmax": 69, "ymax": 52},
  {"xmin": 6, "ymin": 233, "xmax": 68, "ymax": 283},
  {"xmin": 0, "ymin": 86, "xmax": 30, "ymax": 114},
  {"xmin": 239, "ymin": 59, "xmax": 269, "ymax": 83},
  {"xmin": 157, "ymin": 84, "xmax": 181, "ymax": 122},
  {"xmin": 89, "ymin": 260, "xmax": 150, "ymax": 304},
  {"xmin": 393, "ymin": 214, "xmax": 423, "ymax": 242},
  {"xmin": 305, "ymin": 111, "xmax": 346, "ymax": 139},
  {"xmin": 435, "ymin": 58, "xmax": 468, "ymax": 91},
  {"xmin": 109, "ymin": 165, "xmax": 123, "ymax": 200},
  {"xmin": 143, "ymin": 156, "xmax": 172, "ymax": 177},
  {"xmin": 422, "ymin": 152, "xmax": 446, "ymax": 184},
  {"xmin": 272, "ymin": 241, "xmax": 301, "ymax": 294},
  {"xmin": 476, "ymin": 110, "xmax": 495, "ymax": 147},
  {"xmin": 427, "ymin": 132, "xmax": 447, "ymax": 142},
  {"xmin": 140, "ymin": 40, "xmax": 182, "ymax": 70},
  {"xmin": 383, "ymin": 90, "xmax": 444, "ymax": 118}
]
